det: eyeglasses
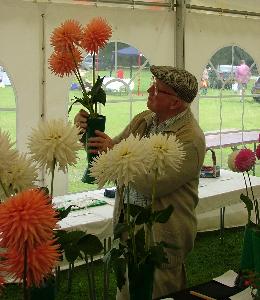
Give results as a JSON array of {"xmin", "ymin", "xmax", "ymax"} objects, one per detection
[{"xmin": 153, "ymin": 81, "xmax": 176, "ymax": 97}]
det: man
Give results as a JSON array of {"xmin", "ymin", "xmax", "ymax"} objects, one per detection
[
  {"xmin": 235, "ymin": 60, "xmax": 251, "ymax": 99},
  {"xmin": 75, "ymin": 66, "xmax": 206, "ymax": 299}
]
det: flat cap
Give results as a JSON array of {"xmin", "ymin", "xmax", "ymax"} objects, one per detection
[{"xmin": 150, "ymin": 65, "xmax": 198, "ymax": 103}]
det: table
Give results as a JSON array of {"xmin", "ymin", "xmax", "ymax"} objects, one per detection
[
  {"xmin": 54, "ymin": 169, "xmax": 260, "ymax": 241},
  {"xmin": 205, "ymin": 129, "xmax": 260, "ymax": 149},
  {"xmin": 162, "ymin": 280, "xmax": 244, "ymax": 300}
]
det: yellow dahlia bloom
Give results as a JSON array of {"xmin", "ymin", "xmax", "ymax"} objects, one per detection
[{"xmin": 27, "ymin": 119, "xmax": 81, "ymax": 173}]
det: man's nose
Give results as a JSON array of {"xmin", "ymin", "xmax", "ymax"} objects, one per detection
[{"xmin": 147, "ymin": 85, "xmax": 154, "ymax": 93}]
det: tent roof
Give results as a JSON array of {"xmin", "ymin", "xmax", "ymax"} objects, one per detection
[
  {"xmin": 115, "ymin": 46, "xmax": 141, "ymax": 56},
  {"xmin": 22, "ymin": 0, "xmax": 260, "ymax": 14}
]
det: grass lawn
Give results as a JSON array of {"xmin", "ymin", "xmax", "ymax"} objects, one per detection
[{"xmin": 0, "ymin": 227, "xmax": 244, "ymax": 299}]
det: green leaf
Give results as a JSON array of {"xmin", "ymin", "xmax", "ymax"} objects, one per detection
[
  {"xmin": 133, "ymin": 205, "xmax": 152, "ymax": 225},
  {"xmin": 93, "ymin": 87, "xmax": 106, "ymax": 106},
  {"xmin": 64, "ymin": 245, "xmax": 80, "ymax": 263},
  {"xmin": 77, "ymin": 234, "xmax": 103, "ymax": 256},
  {"xmin": 134, "ymin": 227, "xmax": 145, "ymax": 255},
  {"xmin": 91, "ymin": 76, "xmax": 106, "ymax": 106},
  {"xmin": 56, "ymin": 205, "xmax": 75, "ymax": 220},
  {"xmin": 114, "ymin": 223, "xmax": 129, "ymax": 240},
  {"xmin": 68, "ymin": 96, "xmax": 90, "ymax": 114},
  {"xmin": 153, "ymin": 205, "xmax": 174, "ymax": 224},
  {"xmin": 54, "ymin": 230, "xmax": 68, "ymax": 251},
  {"xmin": 112, "ymin": 257, "xmax": 126, "ymax": 291},
  {"xmin": 149, "ymin": 245, "xmax": 168, "ymax": 267},
  {"xmin": 60, "ymin": 230, "xmax": 86, "ymax": 245},
  {"xmin": 240, "ymin": 193, "xmax": 253, "ymax": 223},
  {"xmin": 103, "ymin": 247, "xmax": 124, "ymax": 265}
]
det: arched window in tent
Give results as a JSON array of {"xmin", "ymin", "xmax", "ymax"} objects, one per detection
[
  {"xmin": 198, "ymin": 45, "xmax": 260, "ymax": 176},
  {"xmin": 67, "ymin": 41, "xmax": 150, "ymax": 193},
  {"xmin": 0, "ymin": 65, "xmax": 16, "ymax": 144}
]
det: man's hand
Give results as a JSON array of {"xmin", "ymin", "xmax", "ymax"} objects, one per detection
[
  {"xmin": 74, "ymin": 109, "xmax": 88, "ymax": 134},
  {"xmin": 88, "ymin": 130, "xmax": 114, "ymax": 154}
]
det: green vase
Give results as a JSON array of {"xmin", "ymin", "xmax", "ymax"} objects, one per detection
[
  {"xmin": 29, "ymin": 276, "xmax": 55, "ymax": 300},
  {"xmin": 240, "ymin": 225, "xmax": 255, "ymax": 271},
  {"xmin": 128, "ymin": 263, "xmax": 154, "ymax": 300},
  {"xmin": 81, "ymin": 115, "xmax": 106, "ymax": 184}
]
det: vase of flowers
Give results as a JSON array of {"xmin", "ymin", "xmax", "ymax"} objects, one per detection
[
  {"xmin": 49, "ymin": 18, "xmax": 112, "ymax": 184},
  {"xmin": 90, "ymin": 133, "xmax": 185, "ymax": 299},
  {"xmin": 228, "ymin": 142, "xmax": 260, "ymax": 294}
]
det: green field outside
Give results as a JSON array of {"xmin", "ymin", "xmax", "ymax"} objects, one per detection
[{"xmin": 1, "ymin": 70, "xmax": 260, "ymax": 193}]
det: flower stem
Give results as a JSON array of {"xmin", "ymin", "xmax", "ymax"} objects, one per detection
[
  {"xmin": 92, "ymin": 53, "xmax": 97, "ymax": 115},
  {"xmin": 50, "ymin": 158, "xmax": 56, "ymax": 199},
  {"xmin": 92, "ymin": 53, "xmax": 96, "ymax": 85},
  {"xmin": 0, "ymin": 177, "xmax": 9, "ymax": 200},
  {"xmin": 243, "ymin": 172, "xmax": 249, "ymax": 197},
  {"xmin": 247, "ymin": 171, "xmax": 260, "ymax": 225},
  {"xmin": 151, "ymin": 170, "xmax": 158, "ymax": 213},
  {"xmin": 126, "ymin": 185, "xmax": 130, "ymax": 225},
  {"xmin": 23, "ymin": 242, "xmax": 28, "ymax": 300},
  {"xmin": 69, "ymin": 46, "xmax": 95, "ymax": 115}
]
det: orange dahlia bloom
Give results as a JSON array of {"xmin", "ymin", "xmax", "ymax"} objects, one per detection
[
  {"xmin": 0, "ymin": 189, "xmax": 58, "ymax": 252},
  {"xmin": 50, "ymin": 19, "xmax": 83, "ymax": 51},
  {"xmin": 81, "ymin": 17, "xmax": 112, "ymax": 54},
  {"xmin": 48, "ymin": 48, "xmax": 82, "ymax": 77},
  {"xmin": 4, "ymin": 241, "xmax": 60, "ymax": 287}
]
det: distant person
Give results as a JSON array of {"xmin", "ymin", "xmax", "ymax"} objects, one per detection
[
  {"xmin": 200, "ymin": 68, "xmax": 209, "ymax": 95},
  {"xmin": 235, "ymin": 60, "xmax": 251, "ymax": 100}
]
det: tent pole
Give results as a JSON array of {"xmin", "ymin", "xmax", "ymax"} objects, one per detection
[
  {"xmin": 39, "ymin": 11, "xmax": 46, "ymax": 188},
  {"xmin": 115, "ymin": 41, "xmax": 118, "ymax": 76},
  {"xmin": 175, "ymin": 0, "xmax": 186, "ymax": 69}
]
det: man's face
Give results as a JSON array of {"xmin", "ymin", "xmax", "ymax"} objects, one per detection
[{"xmin": 147, "ymin": 78, "xmax": 178, "ymax": 115}]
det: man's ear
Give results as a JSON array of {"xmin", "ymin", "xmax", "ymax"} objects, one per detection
[{"xmin": 169, "ymin": 98, "xmax": 183, "ymax": 110}]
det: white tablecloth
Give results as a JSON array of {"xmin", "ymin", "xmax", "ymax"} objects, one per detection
[{"xmin": 54, "ymin": 169, "xmax": 260, "ymax": 239}]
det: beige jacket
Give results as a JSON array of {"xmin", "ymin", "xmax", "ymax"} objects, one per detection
[{"xmin": 113, "ymin": 108, "xmax": 206, "ymax": 296}]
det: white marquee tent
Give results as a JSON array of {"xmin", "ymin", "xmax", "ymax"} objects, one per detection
[{"xmin": 1, "ymin": 0, "xmax": 260, "ymax": 201}]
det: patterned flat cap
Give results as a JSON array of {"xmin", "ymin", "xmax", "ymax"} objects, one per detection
[{"xmin": 150, "ymin": 65, "xmax": 198, "ymax": 103}]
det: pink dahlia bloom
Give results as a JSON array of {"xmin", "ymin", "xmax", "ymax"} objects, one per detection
[
  {"xmin": 256, "ymin": 144, "xmax": 260, "ymax": 160},
  {"xmin": 235, "ymin": 149, "xmax": 256, "ymax": 172}
]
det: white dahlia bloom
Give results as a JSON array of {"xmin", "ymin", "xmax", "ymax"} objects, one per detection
[
  {"xmin": 27, "ymin": 119, "xmax": 81, "ymax": 173},
  {"xmin": 109, "ymin": 134, "xmax": 149, "ymax": 187},
  {"xmin": 91, "ymin": 134, "xmax": 148, "ymax": 188},
  {"xmin": 90, "ymin": 150, "xmax": 113, "ymax": 188},
  {"xmin": 145, "ymin": 133, "xmax": 185, "ymax": 177},
  {"xmin": 2, "ymin": 153, "xmax": 39, "ymax": 194},
  {"xmin": 0, "ymin": 129, "xmax": 17, "ymax": 178}
]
